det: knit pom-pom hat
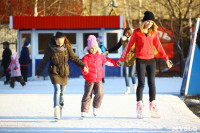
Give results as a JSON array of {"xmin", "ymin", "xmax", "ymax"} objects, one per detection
[
  {"xmin": 24, "ymin": 41, "xmax": 30, "ymax": 47},
  {"xmin": 87, "ymin": 35, "xmax": 98, "ymax": 50},
  {"xmin": 142, "ymin": 11, "xmax": 155, "ymax": 22},
  {"xmin": 97, "ymin": 36, "xmax": 103, "ymax": 42}
]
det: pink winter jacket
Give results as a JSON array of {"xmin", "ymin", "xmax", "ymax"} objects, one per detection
[
  {"xmin": 81, "ymin": 53, "xmax": 118, "ymax": 82},
  {"xmin": 9, "ymin": 52, "xmax": 22, "ymax": 77}
]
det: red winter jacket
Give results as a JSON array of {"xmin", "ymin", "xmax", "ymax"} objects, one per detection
[
  {"xmin": 81, "ymin": 53, "xmax": 118, "ymax": 82},
  {"xmin": 120, "ymin": 28, "xmax": 169, "ymax": 62}
]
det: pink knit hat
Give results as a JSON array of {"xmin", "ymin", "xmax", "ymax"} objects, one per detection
[{"xmin": 87, "ymin": 35, "xmax": 98, "ymax": 50}]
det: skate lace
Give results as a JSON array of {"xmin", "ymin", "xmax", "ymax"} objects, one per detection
[
  {"xmin": 150, "ymin": 102, "xmax": 158, "ymax": 112},
  {"xmin": 137, "ymin": 103, "xmax": 143, "ymax": 111}
]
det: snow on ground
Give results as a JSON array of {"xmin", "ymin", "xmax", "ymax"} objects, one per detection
[{"xmin": 0, "ymin": 77, "xmax": 200, "ymax": 133}]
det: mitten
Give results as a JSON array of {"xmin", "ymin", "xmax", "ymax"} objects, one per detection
[
  {"xmin": 14, "ymin": 67, "xmax": 18, "ymax": 70},
  {"xmin": 122, "ymin": 36, "xmax": 127, "ymax": 41}
]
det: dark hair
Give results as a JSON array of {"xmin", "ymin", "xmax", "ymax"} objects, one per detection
[
  {"xmin": 55, "ymin": 32, "xmax": 65, "ymax": 39},
  {"xmin": 55, "ymin": 32, "xmax": 71, "ymax": 49},
  {"xmin": 3, "ymin": 41, "xmax": 9, "ymax": 47},
  {"xmin": 123, "ymin": 27, "xmax": 132, "ymax": 36}
]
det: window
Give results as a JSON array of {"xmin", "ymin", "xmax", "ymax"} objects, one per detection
[
  {"xmin": 65, "ymin": 33, "xmax": 76, "ymax": 45},
  {"xmin": 83, "ymin": 33, "xmax": 99, "ymax": 50},
  {"xmin": 107, "ymin": 33, "xmax": 118, "ymax": 53},
  {"xmin": 38, "ymin": 33, "xmax": 53, "ymax": 54}
]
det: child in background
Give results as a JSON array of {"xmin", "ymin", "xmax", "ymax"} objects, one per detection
[
  {"xmin": 7, "ymin": 52, "xmax": 25, "ymax": 88},
  {"xmin": 80, "ymin": 35, "xmax": 118, "ymax": 119},
  {"xmin": 97, "ymin": 36, "xmax": 108, "ymax": 83}
]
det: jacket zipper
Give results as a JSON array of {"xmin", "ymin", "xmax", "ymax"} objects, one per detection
[
  {"xmin": 145, "ymin": 34, "xmax": 148, "ymax": 55},
  {"xmin": 95, "ymin": 57, "xmax": 97, "ymax": 82}
]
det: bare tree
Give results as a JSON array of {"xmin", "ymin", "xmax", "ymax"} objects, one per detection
[{"xmin": 149, "ymin": 0, "xmax": 200, "ymax": 75}]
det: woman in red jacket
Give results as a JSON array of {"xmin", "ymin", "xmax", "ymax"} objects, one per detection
[
  {"xmin": 118, "ymin": 11, "xmax": 173, "ymax": 119},
  {"xmin": 81, "ymin": 35, "xmax": 118, "ymax": 119}
]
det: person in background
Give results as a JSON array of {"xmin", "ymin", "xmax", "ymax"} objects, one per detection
[
  {"xmin": 19, "ymin": 41, "xmax": 31, "ymax": 82},
  {"xmin": 117, "ymin": 11, "xmax": 173, "ymax": 119},
  {"xmin": 7, "ymin": 52, "xmax": 25, "ymax": 88},
  {"xmin": 196, "ymin": 28, "xmax": 200, "ymax": 50},
  {"xmin": 36, "ymin": 32, "xmax": 88, "ymax": 121},
  {"xmin": 97, "ymin": 36, "xmax": 108, "ymax": 83},
  {"xmin": 81, "ymin": 35, "xmax": 118, "ymax": 119},
  {"xmin": 2, "ymin": 41, "xmax": 12, "ymax": 85},
  {"xmin": 104, "ymin": 28, "xmax": 137, "ymax": 95}
]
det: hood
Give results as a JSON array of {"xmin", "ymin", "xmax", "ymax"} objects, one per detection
[
  {"xmin": 11, "ymin": 52, "xmax": 18, "ymax": 63},
  {"xmin": 48, "ymin": 36, "xmax": 66, "ymax": 52}
]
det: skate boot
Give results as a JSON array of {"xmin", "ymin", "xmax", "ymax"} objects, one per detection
[
  {"xmin": 81, "ymin": 112, "xmax": 88, "ymax": 120},
  {"xmin": 133, "ymin": 84, "xmax": 137, "ymax": 93},
  {"xmin": 124, "ymin": 86, "xmax": 130, "ymax": 95},
  {"xmin": 54, "ymin": 106, "xmax": 60, "ymax": 121},
  {"xmin": 136, "ymin": 101, "xmax": 144, "ymax": 119},
  {"xmin": 93, "ymin": 108, "xmax": 98, "ymax": 117},
  {"xmin": 149, "ymin": 100, "xmax": 160, "ymax": 118},
  {"xmin": 4, "ymin": 80, "xmax": 10, "ymax": 85}
]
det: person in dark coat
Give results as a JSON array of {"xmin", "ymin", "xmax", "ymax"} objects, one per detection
[
  {"xmin": 196, "ymin": 28, "xmax": 200, "ymax": 50},
  {"xmin": 19, "ymin": 41, "xmax": 31, "ymax": 82},
  {"xmin": 2, "ymin": 41, "xmax": 12, "ymax": 84},
  {"xmin": 36, "ymin": 32, "xmax": 88, "ymax": 120}
]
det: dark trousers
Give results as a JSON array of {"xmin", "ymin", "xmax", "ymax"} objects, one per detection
[
  {"xmin": 81, "ymin": 81, "xmax": 104, "ymax": 113},
  {"xmin": 10, "ymin": 76, "xmax": 25, "ymax": 88},
  {"xmin": 4, "ymin": 67, "xmax": 10, "ymax": 82},
  {"xmin": 136, "ymin": 62, "xmax": 156, "ymax": 102},
  {"xmin": 20, "ymin": 66, "xmax": 28, "ymax": 82}
]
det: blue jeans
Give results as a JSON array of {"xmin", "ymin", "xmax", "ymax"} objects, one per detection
[
  {"xmin": 53, "ymin": 84, "xmax": 66, "ymax": 107},
  {"xmin": 124, "ymin": 65, "xmax": 136, "ymax": 87}
]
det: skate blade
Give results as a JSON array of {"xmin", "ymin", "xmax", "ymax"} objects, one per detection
[
  {"xmin": 81, "ymin": 116, "xmax": 86, "ymax": 120},
  {"xmin": 137, "ymin": 112, "xmax": 143, "ymax": 119},
  {"xmin": 150, "ymin": 111, "xmax": 160, "ymax": 118},
  {"xmin": 54, "ymin": 118, "xmax": 60, "ymax": 122},
  {"xmin": 137, "ymin": 114, "xmax": 143, "ymax": 119}
]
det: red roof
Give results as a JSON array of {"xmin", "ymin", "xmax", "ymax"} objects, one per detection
[{"xmin": 10, "ymin": 16, "xmax": 126, "ymax": 29}]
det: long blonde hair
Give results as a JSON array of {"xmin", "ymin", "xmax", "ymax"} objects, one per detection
[{"xmin": 140, "ymin": 21, "xmax": 158, "ymax": 34}]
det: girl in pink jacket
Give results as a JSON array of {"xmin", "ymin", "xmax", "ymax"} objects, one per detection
[
  {"xmin": 7, "ymin": 52, "xmax": 25, "ymax": 88},
  {"xmin": 80, "ymin": 35, "xmax": 118, "ymax": 119}
]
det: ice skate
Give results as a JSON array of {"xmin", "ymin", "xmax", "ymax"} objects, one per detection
[
  {"xmin": 149, "ymin": 101, "xmax": 160, "ymax": 118},
  {"xmin": 133, "ymin": 84, "xmax": 137, "ymax": 93},
  {"xmin": 136, "ymin": 101, "xmax": 144, "ymax": 119},
  {"xmin": 59, "ymin": 105, "xmax": 63, "ymax": 118},
  {"xmin": 54, "ymin": 106, "xmax": 60, "ymax": 121},
  {"xmin": 4, "ymin": 80, "xmax": 10, "ymax": 85},
  {"xmin": 124, "ymin": 86, "xmax": 130, "ymax": 95},
  {"xmin": 81, "ymin": 112, "xmax": 87, "ymax": 120},
  {"xmin": 59, "ymin": 103, "xmax": 64, "ymax": 118},
  {"xmin": 93, "ymin": 108, "xmax": 98, "ymax": 116}
]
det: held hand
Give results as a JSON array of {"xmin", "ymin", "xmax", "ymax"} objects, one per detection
[
  {"xmin": 83, "ymin": 66, "xmax": 89, "ymax": 74},
  {"xmin": 117, "ymin": 60, "xmax": 124, "ymax": 67},
  {"xmin": 37, "ymin": 75, "xmax": 40, "ymax": 79},
  {"xmin": 103, "ymin": 51, "xmax": 109, "ymax": 55},
  {"xmin": 166, "ymin": 60, "xmax": 173, "ymax": 69}
]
